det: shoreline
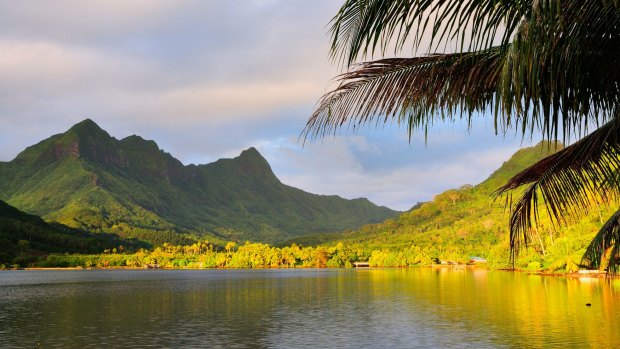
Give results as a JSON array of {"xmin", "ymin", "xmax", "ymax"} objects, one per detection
[{"xmin": 2, "ymin": 265, "xmax": 615, "ymax": 278}]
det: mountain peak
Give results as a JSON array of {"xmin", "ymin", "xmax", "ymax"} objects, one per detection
[
  {"xmin": 51, "ymin": 118, "xmax": 117, "ymax": 163},
  {"xmin": 237, "ymin": 147, "xmax": 268, "ymax": 164},
  {"xmin": 11, "ymin": 119, "xmax": 113, "ymax": 164},
  {"xmin": 66, "ymin": 119, "xmax": 114, "ymax": 145},
  {"xmin": 222, "ymin": 147, "xmax": 274, "ymax": 178},
  {"xmin": 239, "ymin": 147, "xmax": 262, "ymax": 159},
  {"xmin": 121, "ymin": 134, "xmax": 160, "ymax": 151},
  {"xmin": 69, "ymin": 118, "xmax": 105, "ymax": 135}
]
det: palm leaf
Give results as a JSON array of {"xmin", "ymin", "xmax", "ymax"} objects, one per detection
[
  {"xmin": 582, "ymin": 208, "xmax": 620, "ymax": 273},
  {"xmin": 313, "ymin": 1, "xmax": 620, "ymax": 144},
  {"xmin": 504, "ymin": 0, "xmax": 620, "ymax": 140},
  {"xmin": 304, "ymin": 47, "xmax": 507, "ymax": 141},
  {"xmin": 496, "ymin": 116, "xmax": 620, "ymax": 260},
  {"xmin": 330, "ymin": 0, "xmax": 620, "ymax": 66},
  {"xmin": 329, "ymin": 0, "xmax": 530, "ymax": 67}
]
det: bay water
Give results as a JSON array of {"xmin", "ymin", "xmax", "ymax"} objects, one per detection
[{"xmin": 0, "ymin": 268, "xmax": 618, "ymax": 348}]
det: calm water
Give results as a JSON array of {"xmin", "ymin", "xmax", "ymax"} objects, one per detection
[{"xmin": 0, "ymin": 268, "xmax": 619, "ymax": 348}]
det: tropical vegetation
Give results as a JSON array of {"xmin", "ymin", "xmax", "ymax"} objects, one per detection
[
  {"xmin": 0, "ymin": 199, "xmax": 146, "ymax": 267},
  {"xmin": 4, "ymin": 142, "xmax": 612, "ymax": 274},
  {"xmin": 304, "ymin": 0, "xmax": 620, "ymax": 272}
]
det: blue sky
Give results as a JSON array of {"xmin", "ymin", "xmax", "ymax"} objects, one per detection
[{"xmin": 0, "ymin": 0, "xmax": 532, "ymax": 210}]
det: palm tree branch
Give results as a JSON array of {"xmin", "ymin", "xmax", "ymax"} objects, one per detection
[
  {"xmin": 582, "ymin": 207, "xmax": 620, "ymax": 273},
  {"xmin": 326, "ymin": 1, "xmax": 620, "ymax": 141},
  {"xmin": 329, "ymin": 0, "xmax": 530, "ymax": 67},
  {"xmin": 496, "ymin": 116, "xmax": 620, "ymax": 258},
  {"xmin": 304, "ymin": 47, "xmax": 507, "ymax": 141},
  {"xmin": 506, "ymin": 2, "xmax": 620, "ymax": 141}
]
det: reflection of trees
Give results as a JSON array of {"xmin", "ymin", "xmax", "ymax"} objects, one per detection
[{"xmin": 2, "ymin": 270, "xmax": 619, "ymax": 347}]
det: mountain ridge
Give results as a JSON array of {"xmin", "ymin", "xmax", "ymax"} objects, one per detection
[{"xmin": 0, "ymin": 119, "xmax": 398, "ymax": 244}]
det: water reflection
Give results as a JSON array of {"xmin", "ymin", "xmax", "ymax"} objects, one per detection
[{"xmin": 0, "ymin": 269, "xmax": 618, "ymax": 348}]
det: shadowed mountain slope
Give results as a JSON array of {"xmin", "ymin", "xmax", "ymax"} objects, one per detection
[{"xmin": 0, "ymin": 199, "xmax": 145, "ymax": 265}]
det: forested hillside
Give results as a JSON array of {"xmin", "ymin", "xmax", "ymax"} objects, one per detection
[
  {"xmin": 0, "ymin": 119, "xmax": 397, "ymax": 244},
  {"xmin": 0, "ymin": 199, "xmax": 146, "ymax": 266},
  {"xmin": 286, "ymin": 141, "xmax": 612, "ymax": 272}
]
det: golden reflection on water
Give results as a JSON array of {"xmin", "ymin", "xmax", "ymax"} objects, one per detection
[
  {"xmin": 365, "ymin": 268, "xmax": 620, "ymax": 347},
  {"xmin": 0, "ymin": 269, "xmax": 618, "ymax": 348}
]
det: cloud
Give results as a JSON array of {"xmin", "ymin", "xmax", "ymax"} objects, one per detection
[
  {"xmin": 0, "ymin": 1, "xmax": 340, "ymax": 160},
  {"xmin": 0, "ymin": 0, "xmax": 341, "ymax": 128},
  {"xmin": 0, "ymin": 40, "xmax": 156, "ymax": 92},
  {"xmin": 0, "ymin": 1, "xmax": 179, "ymax": 45},
  {"xmin": 0, "ymin": 1, "xmax": 533, "ymax": 211},
  {"xmin": 259, "ymin": 124, "xmax": 526, "ymax": 210}
]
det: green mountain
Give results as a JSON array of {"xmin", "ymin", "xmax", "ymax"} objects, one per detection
[
  {"xmin": 0, "ymin": 199, "xmax": 145, "ymax": 266},
  {"xmin": 285, "ymin": 141, "xmax": 608, "ymax": 271},
  {"xmin": 0, "ymin": 119, "xmax": 398, "ymax": 244}
]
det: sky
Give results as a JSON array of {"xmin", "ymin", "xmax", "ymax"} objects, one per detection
[{"xmin": 0, "ymin": 0, "xmax": 533, "ymax": 211}]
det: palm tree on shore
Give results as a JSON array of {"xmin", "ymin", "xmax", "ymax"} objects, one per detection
[{"xmin": 304, "ymin": 0, "xmax": 620, "ymax": 272}]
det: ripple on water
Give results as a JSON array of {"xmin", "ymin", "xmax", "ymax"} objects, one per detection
[{"xmin": 0, "ymin": 269, "xmax": 618, "ymax": 348}]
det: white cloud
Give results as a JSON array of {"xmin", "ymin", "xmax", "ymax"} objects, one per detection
[
  {"xmin": 0, "ymin": 1, "xmax": 179, "ymax": 44},
  {"xmin": 0, "ymin": 0, "xmax": 530, "ymax": 212},
  {"xmin": 0, "ymin": 1, "xmax": 339, "ymax": 127},
  {"xmin": 259, "ymin": 133, "xmax": 523, "ymax": 211},
  {"xmin": 0, "ymin": 40, "xmax": 157, "ymax": 92}
]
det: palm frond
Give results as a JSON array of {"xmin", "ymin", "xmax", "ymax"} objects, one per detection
[
  {"xmin": 323, "ymin": 1, "xmax": 620, "ymax": 143},
  {"xmin": 496, "ymin": 116, "xmax": 620, "ymax": 259},
  {"xmin": 330, "ymin": 0, "xmax": 530, "ymax": 67},
  {"xmin": 582, "ymin": 208, "xmax": 620, "ymax": 274},
  {"xmin": 304, "ymin": 47, "xmax": 507, "ymax": 141},
  {"xmin": 503, "ymin": 0, "xmax": 620, "ymax": 141}
]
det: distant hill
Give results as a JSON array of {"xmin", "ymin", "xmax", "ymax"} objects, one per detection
[
  {"xmin": 0, "ymin": 199, "xmax": 145, "ymax": 266},
  {"xmin": 0, "ymin": 119, "xmax": 398, "ymax": 244},
  {"xmin": 284, "ymin": 142, "xmax": 563, "ymax": 245},
  {"xmin": 283, "ymin": 141, "xmax": 608, "ymax": 270}
]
